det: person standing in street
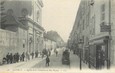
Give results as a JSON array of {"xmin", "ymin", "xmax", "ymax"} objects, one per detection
[
  {"xmin": 21, "ymin": 52, "xmax": 25, "ymax": 61},
  {"xmin": 31, "ymin": 52, "xmax": 34, "ymax": 59},
  {"xmin": 46, "ymin": 55, "xmax": 50, "ymax": 67},
  {"xmin": 16, "ymin": 52, "xmax": 19, "ymax": 62},
  {"xmin": 54, "ymin": 49, "xmax": 58, "ymax": 57},
  {"xmin": 48, "ymin": 49, "xmax": 51, "ymax": 56},
  {"xmin": 35, "ymin": 51, "xmax": 39, "ymax": 58},
  {"xmin": 26, "ymin": 52, "xmax": 30, "ymax": 61},
  {"xmin": 13, "ymin": 53, "xmax": 16, "ymax": 63},
  {"xmin": 6, "ymin": 53, "xmax": 10, "ymax": 64},
  {"xmin": 9, "ymin": 53, "xmax": 13, "ymax": 64},
  {"xmin": 56, "ymin": 50, "xmax": 58, "ymax": 57}
]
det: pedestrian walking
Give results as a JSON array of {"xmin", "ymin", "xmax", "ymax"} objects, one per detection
[
  {"xmin": 20, "ymin": 55, "xmax": 22, "ymax": 61},
  {"xmin": 21, "ymin": 52, "xmax": 25, "ymax": 61},
  {"xmin": 46, "ymin": 55, "xmax": 50, "ymax": 67},
  {"xmin": 31, "ymin": 52, "xmax": 34, "ymax": 59},
  {"xmin": 54, "ymin": 49, "xmax": 58, "ymax": 57},
  {"xmin": 2, "ymin": 57, "xmax": 6, "ymax": 64},
  {"xmin": 26, "ymin": 52, "xmax": 30, "ymax": 61},
  {"xmin": 6, "ymin": 53, "xmax": 10, "ymax": 64},
  {"xmin": 56, "ymin": 50, "xmax": 58, "ymax": 57},
  {"xmin": 16, "ymin": 52, "xmax": 19, "ymax": 62},
  {"xmin": 35, "ymin": 51, "xmax": 39, "ymax": 58},
  {"xmin": 9, "ymin": 53, "xmax": 13, "ymax": 64},
  {"xmin": 13, "ymin": 53, "xmax": 16, "ymax": 63},
  {"xmin": 48, "ymin": 49, "xmax": 51, "ymax": 56}
]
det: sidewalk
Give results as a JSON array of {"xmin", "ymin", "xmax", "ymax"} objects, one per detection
[
  {"xmin": 69, "ymin": 51, "xmax": 88, "ymax": 69},
  {"xmin": 0, "ymin": 48, "xmax": 62, "ymax": 69}
]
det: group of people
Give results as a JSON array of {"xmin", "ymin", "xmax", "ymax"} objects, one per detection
[
  {"xmin": 25, "ymin": 51, "xmax": 40, "ymax": 61},
  {"xmin": 42, "ymin": 49, "xmax": 52, "ymax": 58},
  {"xmin": 45, "ymin": 48, "xmax": 58, "ymax": 67},
  {"xmin": 45, "ymin": 48, "xmax": 70, "ymax": 67},
  {"xmin": 1, "ymin": 48, "xmax": 67, "ymax": 67},
  {"xmin": 2, "ymin": 51, "xmax": 41, "ymax": 65},
  {"xmin": 2, "ymin": 52, "xmax": 25, "ymax": 64},
  {"xmin": 1, "ymin": 49, "xmax": 53, "ymax": 65}
]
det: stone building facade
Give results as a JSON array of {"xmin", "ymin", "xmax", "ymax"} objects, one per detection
[
  {"xmin": 0, "ymin": 0, "xmax": 44, "ymax": 63},
  {"xmin": 68, "ymin": 0, "xmax": 115, "ymax": 69}
]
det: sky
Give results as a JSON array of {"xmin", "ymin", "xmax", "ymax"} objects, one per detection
[{"xmin": 42, "ymin": 0, "xmax": 81, "ymax": 42}]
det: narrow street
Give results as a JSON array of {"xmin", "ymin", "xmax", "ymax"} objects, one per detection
[
  {"xmin": 32, "ymin": 49, "xmax": 88, "ymax": 69},
  {"xmin": 0, "ymin": 48, "xmax": 88, "ymax": 69},
  {"xmin": 1, "ymin": 0, "xmax": 115, "ymax": 71}
]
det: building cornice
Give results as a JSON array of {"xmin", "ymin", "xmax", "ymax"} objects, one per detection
[{"xmin": 26, "ymin": 17, "xmax": 45, "ymax": 31}]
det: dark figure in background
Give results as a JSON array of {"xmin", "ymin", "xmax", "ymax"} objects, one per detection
[
  {"xmin": 6, "ymin": 53, "xmax": 10, "ymax": 64},
  {"xmin": 2, "ymin": 57, "xmax": 6, "ymax": 64},
  {"xmin": 44, "ymin": 49, "xmax": 48, "ymax": 56},
  {"xmin": 96, "ymin": 50, "xmax": 101, "ymax": 69},
  {"xmin": 56, "ymin": 50, "xmax": 58, "ymax": 57},
  {"xmin": 9, "ymin": 53, "xmax": 13, "ymax": 64},
  {"xmin": 48, "ymin": 50, "xmax": 51, "ymax": 56},
  {"xmin": 21, "ymin": 52, "xmax": 25, "ymax": 61},
  {"xmin": 31, "ymin": 52, "xmax": 34, "ymax": 59},
  {"xmin": 35, "ymin": 51, "xmax": 39, "ymax": 58},
  {"xmin": 13, "ymin": 53, "xmax": 16, "ymax": 63},
  {"xmin": 62, "ymin": 49, "xmax": 70, "ymax": 65},
  {"xmin": 42, "ymin": 49, "xmax": 48, "ymax": 58},
  {"xmin": 100, "ymin": 50, "xmax": 105, "ymax": 68},
  {"xmin": 16, "ymin": 53, "xmax": 20, "ymax": 62},
  {"xmin": 20, "ymin": 55, "xmax": 22, "ymax": 61},
  {"xmin": 54, "ymin": 49, "xmax": 58, "ymax": 57},
  {"xmin": 63, "ymin": 49, "xmax": 70, "ymax": 58},
  {"xmin": 46, "ymin": 56, "xmax": 50, "ymax": 67},
  {"xmin": 42, "ymin": 50, "xmax": 44, "ymax": 58}
]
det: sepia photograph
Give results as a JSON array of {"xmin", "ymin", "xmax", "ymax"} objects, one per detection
[{"xmin": 0, "ymin": 0, "xmax": 115, "ymax": 73}]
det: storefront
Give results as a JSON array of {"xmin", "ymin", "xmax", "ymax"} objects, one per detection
[{"xmin": 89, "ymin": 34, "xmax": 109, "ymax": 69}]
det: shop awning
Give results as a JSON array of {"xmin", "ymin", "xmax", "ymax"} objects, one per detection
[{"xmin": 89, "ymin": 32, "xmax": 110, "ymax": 45}]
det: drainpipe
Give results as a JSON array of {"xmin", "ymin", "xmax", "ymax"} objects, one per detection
[{"xmin": 107, "ymin": 0, "xmax": 111, "ymax": 69}]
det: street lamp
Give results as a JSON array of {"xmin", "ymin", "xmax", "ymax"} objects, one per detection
[{"xmin": 78, "ymin": 39, "xmax": 83, "ymax": 70}]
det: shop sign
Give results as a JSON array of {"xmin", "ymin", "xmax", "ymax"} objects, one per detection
[{"xmin": 100, "ymin": 24, "xmax": 111, "ymax": 32}]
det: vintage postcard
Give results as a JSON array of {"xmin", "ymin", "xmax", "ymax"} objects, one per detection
[{"xmin": 0, "ymin": 0, "xmax": 115, "ymax": 73}]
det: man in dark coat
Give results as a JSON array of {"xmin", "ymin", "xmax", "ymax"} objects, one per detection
[
  {"xmin": 6, "ymin": 53, "xmax": 10, "ymax": 64},
  {"xmin": 46, "ymin": 55, "xmax": 50, "ymax": 67},
  {"xmin": 35, "ymin": 51, "xmax": 39, "ymax": 58},
  {"xmin": 21, "ymin": 52, "xmax": 25, "ymax": 61},
  {"xmin": 31, "ymin": 52, "xmax": 34, "ymax": 59},
  {"xmin": 9, "ymin": 53, "xmax": 13, "ymax": 64},
  {"xmin": 16, "ymin": 53, "xmax": 20, "ymax": 62},
  {"xmin": 13, "ymin": 53, "xmax": 16, "ymax": 63}
]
